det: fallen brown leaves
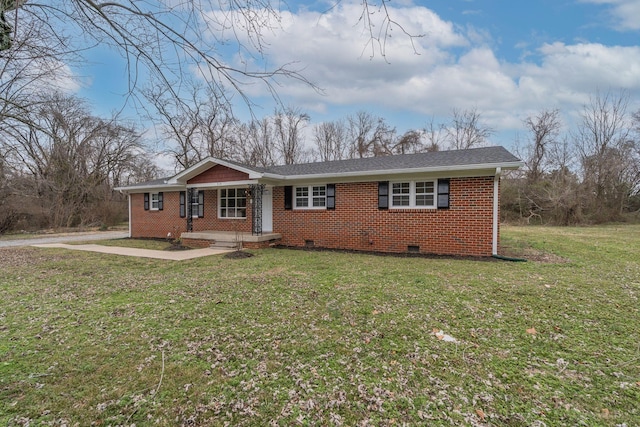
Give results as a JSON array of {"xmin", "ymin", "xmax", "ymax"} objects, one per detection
[{"xmin": 0, "ymin": 247, "xmax": 67, "ymax": 269}]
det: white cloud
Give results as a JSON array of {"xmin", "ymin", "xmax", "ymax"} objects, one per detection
[
  {"xmin": 201, "ymin": 2, "xmax": 640, "ymax": 139},
  {"xmin": 580, "ymin": 0, "xmax": 640, "ymax": 31}
]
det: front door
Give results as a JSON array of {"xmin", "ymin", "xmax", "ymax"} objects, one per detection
[{"xmin": 262, "ymin": 187, "xmax": 273, "ymax": 233}]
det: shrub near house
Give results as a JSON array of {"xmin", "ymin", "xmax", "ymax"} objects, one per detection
[{"xmin": 116, "ymin": 147, "xmax": 522, "ymax": 257}]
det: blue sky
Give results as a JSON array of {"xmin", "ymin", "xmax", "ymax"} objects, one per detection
[{"xmin": 73, "ymin": 0, "xmax": 640, "ymax": 158}]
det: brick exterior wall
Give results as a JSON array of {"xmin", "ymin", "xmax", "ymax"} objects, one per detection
[
  {"xmin": 131, "ymin": 192, "xmax": 185, "ymax": 239},
  {"xmin": 187, "ymin": 164, "xmax": 249, "ymax": 184},
  {"xmin": 131, "ymin": 164, "xmax": 254, "ymax": 239},
  {"xmin": 130, "ymin": 174, "xmax": 498, "ymax": 257},
  {"xmin": 130, "ymin": 188, "xmax": 252, "ymax": 239},
  {"xmin": 272, "ymin": 177, "xmax": 497, "ymax": 257}
]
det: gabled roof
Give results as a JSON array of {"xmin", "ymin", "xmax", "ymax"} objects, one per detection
[
  {"xmin": 116, "ymin": 146, "xmax": 522, "ymax": 192},
  {"xmin": 168, "ymin": 157, "xmax": 265, "ymax": 184}
]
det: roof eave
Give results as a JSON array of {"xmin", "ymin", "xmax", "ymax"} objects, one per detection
[
  {"xmin": 261, "ymin": 161, "xmax": 524, "ymax": 183},
  {"xmin": 115, "ymin": 184, "xmax": 184, "ymax": 193}
]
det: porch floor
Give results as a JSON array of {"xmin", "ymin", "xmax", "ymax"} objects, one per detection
[{"xmin": 181, "ymin": 230, "xmax": 282, "ymax": 243}]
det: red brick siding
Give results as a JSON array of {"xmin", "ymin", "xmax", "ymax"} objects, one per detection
[
  {"xmin": 272, "ymin": 177, "xmax": 496, "ymax": 257},
  {"xmin": 130, "ymin": 188, "xmax": 252, "ymax": 239},
  {"xmin": 131, "ymin": 176, "xmax": 498, "ymax": 256},
  {"xmin": 188, "ymin": 165, "xmax": 249, "ymax": 184},
  {"xmin": 131, "ymin": 192, "xmax": 186, "ymax": 239}
]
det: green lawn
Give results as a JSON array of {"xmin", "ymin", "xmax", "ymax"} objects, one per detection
[{"xmin": 1, "ymin": 225, "xmax": 639, "ymax": 426}]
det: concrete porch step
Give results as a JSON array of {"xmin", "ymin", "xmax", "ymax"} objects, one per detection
[
  {"xmin": 210, "ymin": 240, "xmax": 240, "ymax": 249},
  {"xmin": 181, "ymin": 230, "xmax": 282, "ymax": 249}
]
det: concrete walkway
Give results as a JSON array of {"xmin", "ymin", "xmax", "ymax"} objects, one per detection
[{"xmin": 32, "ymin": 243, "xmax": 234, "ymax": 260}]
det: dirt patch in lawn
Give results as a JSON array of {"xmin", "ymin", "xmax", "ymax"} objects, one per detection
[
  {"xmin": 500, "ymin": 244, "xmax": 570, "ymax": 263},
  {"xmin": 224, "ymin": 250, "xmax": 254, "ymax": 259},
  {"xmin": 165, "ymin": 244, "xmax": 192, "ymax": 251}
]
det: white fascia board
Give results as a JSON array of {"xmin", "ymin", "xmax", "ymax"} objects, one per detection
[
  {"xmin": 115, "ymin": 184, "xmax": 184, "ymax": 194},
  {"xmin": 187, "ymin": 180, "xmax": 259, "ymax": 189},
  {"xmin": 168, "ymin": 157, "xmax": 263, "ymax": 184},
  {"xmin": 260, "ymin": 161, "xmax": 524, "ymax": 185}
]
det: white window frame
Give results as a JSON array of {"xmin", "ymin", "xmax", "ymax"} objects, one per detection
[
  {"xmin": 150, "ymin": 192, "xmax": 160, "ymax": 211},
  {"xmin": 294, "ymin": 185, "xmax": 327, "ymax": 209},
  {"xmin": 190, "ymin": 190, "xmax": 200, "ymax": 218},
  {"xmin": 390, "ymin": 180, "xmax": 436, "ymax": 209},
  {"xmin": 218, "ymin": 188, "xmax": 247, "ymax": 219}
]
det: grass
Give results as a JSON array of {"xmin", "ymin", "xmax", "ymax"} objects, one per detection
[{"xmin": 1, "ymin": 225, "xmax": 639, "ymax": 426}]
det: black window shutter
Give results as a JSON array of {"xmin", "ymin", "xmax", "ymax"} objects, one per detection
[
  {"xmin": 437, "ymin": 179, "xmax": 450, "ymax": 209},
  {"xmin": 198, "ymin": 190, "xmax": 204, "ymax": 218},
  {"xmin": 326, "ymin": 184, "xmax": 336, "ymax": 210},
  {"xmin": 284, "ymin": 186, "xmax": 293, "ymax": 210},
  {"xmin": 179, "ymin": 191, "xmax": 186, "ymax": 218},
  {"xmin": 158, "ymin": 192, "xmax": 164, "ymax": 211},
  {"xmin": 144, "ymin": 193, "xmax": 149, "ymax": 210},
  {"xmin": 378, "ymin": 182, "xmax": 389, "ymax": 210}
]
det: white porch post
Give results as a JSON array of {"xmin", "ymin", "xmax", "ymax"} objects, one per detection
[{"xmin": 492, "ymin": 167, "xmax": 502, "ymax": 256}]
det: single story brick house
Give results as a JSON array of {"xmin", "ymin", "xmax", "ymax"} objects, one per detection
[{"xmin": 115, "ymin": 146, "xmax": 522, "ymax": 257}]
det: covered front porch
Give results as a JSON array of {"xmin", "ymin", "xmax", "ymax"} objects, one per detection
[{"xmin": 180, "ymin": 230, "xmax": 282, "ymax": 249}]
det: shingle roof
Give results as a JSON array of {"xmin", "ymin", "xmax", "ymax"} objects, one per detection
[
  {"xmin": 263, "ymin": 146, "xmax": 520, "ymax": 176},
  {"xmin": 117, "ymin": 146, "xmax": 521, "ymax": 191}
]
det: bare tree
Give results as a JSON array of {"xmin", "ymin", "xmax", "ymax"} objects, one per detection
[
  {"xmin": 273, "ymin": 107, "xmax": 310, "ymax": 165},
  {"xmin": 0, "ymin": 150, "xmax": 19, "ymax": 233},
  {"xmin": 354, "ymin": 0, "xmax": 423, "ymax": 59},
  {"xmin": 200, "ymin": 104, "xmax": 239, "ymax": 161},
  {"xmin": 2, "ymin": 1, "xmax": 418, "ymax": 115},
  {"xmin": 146, "ymin": 86, "xmax": 201, "ymax": 170},
  {"xmin": 347, "ymin": 111, "xmax": 377, "ymax": 158},
  {"xmin": 145, "ymin": 84, "xmax": 238, "ymax": 170},
  {"xmin": 0, "ymin": 0, "xmax": 28, "ymax": 50},
  {"xmin": 523, "ymin": 109, "xmax": 562, "ymax": 182},
  {"xmin": 575, "ymin": 91, "xmax": 637, "ymax": 219},
  {"xmin": 445, "ymin": 108, "xmax": 494, "ymax": 150},
  {"xmin": 2, "ymin": 2, "xmax": 318, "ymax": 110},
  {"xmin": 313, "ymin": 120, "xmax": 348, "ymax": 161},
  {"xmin": 237, "ymin": 117, "xmax": 277, "ymax": 167},
  {"xmin": 346, "ymin": 111, "xmax": 395, "ymax": 158},
  {"xmin": 423, "ymin": 117, "xmax": 446, "ymax": 152},
  {"xmin": 390, "ymin": 129, "xmax": 423, "ymax": 155},
  {"xmin": 0, "ymin": 92, "xmax": 149, "ymax": 228}
]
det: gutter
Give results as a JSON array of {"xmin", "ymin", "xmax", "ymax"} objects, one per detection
[{"xmin": 260, "ymin": 161, "xmax": 524, "ymax": 183}]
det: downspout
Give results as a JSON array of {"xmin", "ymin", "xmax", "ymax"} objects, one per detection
[
  {"xmin": 492, "ymin": 167, "xmax": 501, "ymax": 256},
  {"xmin": 127, "ymin": 192, "xmax": 132, "ymax": 238}
]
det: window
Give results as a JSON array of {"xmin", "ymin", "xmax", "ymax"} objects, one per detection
[
  {"xmin": 144, "ymin": 192, "xmax": 163, "ymax": 211},
  {"xmin": 190, "ymin": 190, "xmax": 200, "ymax": 217},
  {"xmin": 150, "ymin": 193, "xmax": 160, "ymax": 210},
  {"xmin": 294, "ymin": 185, "xmax": 326, "ymax": 209},
  {"xmin": 415, "ymin": 181, "xmax": 435, "ymax": 206},
  {"xmin": 179, "ymin": 191, "xmax": 186, "ymax": 218},
  {"xmin": 295, "ymin": 186, "xmax": 308, "ymax": 207},
  {"xmin": 391, "ymin": 181, "xmax": 436, "ymax": 208},
  {"xmin": 391, "ymin": 182, "xmax": 410, "ymax": 207},
  {"xmin": 219, "ymin": 188, "xmax": 247, "ymax": 218}
]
